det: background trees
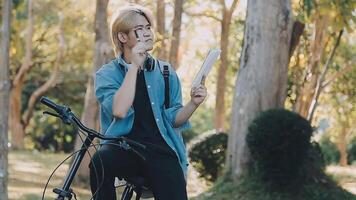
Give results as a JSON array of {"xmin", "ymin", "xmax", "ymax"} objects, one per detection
[
  {"xmin": 74, "ymin": 0, "xmax": 114, "ymax": 185},
  {"xmin": 2, "ymin": 0, "xmax": 356, "ymax": 199}
]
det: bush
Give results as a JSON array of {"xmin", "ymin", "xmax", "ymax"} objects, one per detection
[
  {"xmin": 246, "ymin": 108, "xmax": 313, "ymax": 188},
  {"xmin": 318, "ymin": 134, "xmax": 356, "ymax": 165},
  {"xmin": 189, "ymin": 132, "xmax": 228, "ymax": 182},
  {"xmin": 319, "ymin": 135, "xmax": 340, "ymax": 165},
  {"xmin": 347, "ymin": 137, "xmax": 356, "ymax": 165}
]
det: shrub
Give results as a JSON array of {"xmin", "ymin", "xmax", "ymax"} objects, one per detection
[
  {"xmin": 319, "ymin": 135, "xmax": 340, "ymax": 165},
  {"xmin": 347, "ymin": 137, "xmax": 356, "ymax": 165},
  {"xmin": 318, "ymin": 135, "xmax": 356, "ymax": 165},
  {"xmin": 189, "ymin": 132, "xmax": 228, "ymax": 182},
  {"xmin": 246, "ymin": 108, "xmax": 313, "ymax": 188}
]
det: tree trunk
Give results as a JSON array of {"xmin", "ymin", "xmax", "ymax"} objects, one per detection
[
  {"xmin": 0, "ymin": 1, "xmax": 12, "ymax": 199},
  {"xmin": 156, "ymin": 0, "xmax": 166, "ymax": 60},
  {"xmin": 226, "ymin": 0, "xmax": 293, "ymax": 180},
  {"xmin": 214, "ymin": 0, "xmax": 239, "ymax": 131},
  {"xmin": 294, "ymin": 14, "xmax": 329, "ymax": 117},
  {"xmin": 169, "ymin": 0, "xmax": 184, "ymax": 69},
  {"xmin": 337, "ymin": 126, "xmax": 348, "ymax": 166},
  {"xmin": 307, "ymin": 30, "xmax": 343, "ymax": 121},
  {"xmin": 22, "ymin": 14, "xmax": 66, "ymax": 128},
  {"xmin": 74, "ymin": 0, "xmax": 114, "ymax": 186},
  {"xmin": 9, "ymin": 0, "xmax": 34, "ymax": 149},
  {"xmin": 9, "ymin": 84, "xmax": 25, "ymax": 149}
]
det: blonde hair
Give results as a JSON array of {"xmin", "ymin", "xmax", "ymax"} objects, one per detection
[{"xmin": 110, "ymin": 4, "xmax": 154, "ymax": 55}]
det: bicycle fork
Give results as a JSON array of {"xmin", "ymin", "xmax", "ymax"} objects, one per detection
[{"xmin": 54, "ymin": 134, "xmax": 95, "ymax": 200}]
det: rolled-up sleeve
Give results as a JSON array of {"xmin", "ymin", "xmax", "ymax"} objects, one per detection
[
  {"xmin": 95, "ymin": 70, "xmax": 134, "ymax": 119},
  {"xmin": 163, "ymin": 71, "xmax": 192, "ymax": 132}
]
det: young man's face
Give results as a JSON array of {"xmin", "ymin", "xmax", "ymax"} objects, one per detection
[{"xmin": 123, "ymin": 14, "xmax": 154, "ymax": 51}]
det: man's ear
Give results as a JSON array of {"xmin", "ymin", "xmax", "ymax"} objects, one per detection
[{"xmin": 117, "ymin": 32, "xmax": 128, "ymax": 44}]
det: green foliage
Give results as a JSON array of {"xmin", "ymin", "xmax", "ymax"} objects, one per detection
[
  {"xmin": 319, "ymin": 134, "xmax": 356, "ymax": 165},
  {"xmin": 9, "ymin": 0, "xmax": 93, "ymax": 151},
  {"xmin": 193, "ymin": 174, "xmax": 356, "ymax": 200},
  {"xmin": 319, "ymin": 134, "xmax": 341, "ymax": 165},
  {"xmin": 187, "ymin": 105, "xmax": 214, "ymax": 139},
  {"xmin": 303, "ymin": 0, "xmax": 314, "ymax": 16},
  {"xmin": 297, "ymin": 0, "xmax": 356, "ymax": 31},
  {"xmin": 306, "ymin": 141, "xmax": 326, "ymax": 175},
  {"xmin": 189, "ymin": 132, "xmax": 227, "ymax": 182},
  {"xmin": 347, "ymin": 137, "xmax": 356, "ymax": 165},
  {"xmin": 246, "ymin": 108, "xmax": 313, "ymax": 188},
  {"xmin": 26, "ymin": 111, "xmax": 77, "ymax": 153}
]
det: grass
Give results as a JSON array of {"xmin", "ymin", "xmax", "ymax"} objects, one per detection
[
  {"xmin": 9, "ymin": 150, "xmax": 92, "ymax": 200},
  {"xmin": 192, "ymin": 173, "xmax": 356, "ymax": 200},
  {"xmin": 8, "ymin": 150, "xmax": 356, "ymax": 200}
]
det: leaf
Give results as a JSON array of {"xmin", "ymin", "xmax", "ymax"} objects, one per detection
[{"xmin": 304, "ymin": 0, "xmax": 314, "ymax": 16}]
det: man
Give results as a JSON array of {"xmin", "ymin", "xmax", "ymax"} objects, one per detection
[{"xmin": 90, "ymin": 4, "xmax": 207, "ymax": 200}]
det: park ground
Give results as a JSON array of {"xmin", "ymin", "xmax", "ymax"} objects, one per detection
[{"xmin": 8, "ymin": 150, "xmax": 356, "ymax": 200}]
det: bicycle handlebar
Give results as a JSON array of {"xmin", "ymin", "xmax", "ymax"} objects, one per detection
[
  {"xmin": 40, "ymin": 96, "xmax": 145, "ymax": 149},
  {"xmin": 40, "ymin": 97, "xmax": 65, "ymax": 114},
  {"xmin": 40, "ymin": 96, "xmax": 147, "ymax": 200}
]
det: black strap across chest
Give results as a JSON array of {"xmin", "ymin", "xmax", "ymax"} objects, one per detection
[{"xmin": 157, "ymin": 61, "xmax": 170, "ymax": 109}]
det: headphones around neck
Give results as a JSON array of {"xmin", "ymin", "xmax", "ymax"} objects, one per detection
[
  {"xmin": 119, "ymin": 54, "xmax": 155, "ymax": 72},
  {"xmin": 144, "ymin": 55, "xmax": 155, "ymax": 71}
]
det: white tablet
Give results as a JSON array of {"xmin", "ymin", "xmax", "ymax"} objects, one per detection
[{"xmin": 191, "ymin": 48, "xmax": 221, "ymax": 88}]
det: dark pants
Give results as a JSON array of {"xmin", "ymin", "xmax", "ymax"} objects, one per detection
[{"xmin": 89, "ymin": 143, "xmax": 188, "ymax": 200}]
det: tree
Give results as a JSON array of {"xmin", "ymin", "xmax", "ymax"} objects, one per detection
[
  {"xmin": 9, "ymin": 0, "xmax": 66, "ymax": 149},
  {"xmin": 227, "ymin": 0, "xmax": 293, "ymax": 179},
  {"xmin": 156, "ymin": 0, "xmax": 167, "ymax": 60},
  {"xmin": 9, "ymin": 0, "xmax": 34, "ymax": 149},
  {"xmin": 317, "ymin": 38, "xmax": 356, "ymax": 166},
  {"xmin": 293, "ymin": 0, "xmax": 356, "ymax": 120},
  {"xmin": 74, "ymin": 0, "xmax": 114, "ymax": 185},
  {"xmin": 214, "ymin": 0, "xmax": 239, "ymax": 131},
  {"xmin": 184, "ymin": 0, "xmax": 241, "ymax": 131},
  {"xmin": 22, "ymin": 13, "xmax": 66, "ymax": 128},
  {"xmin": 306, "ymin": 30, "xmax": 343, "ymax": 121},
  {"xmin": 169, "ymin": 0, "xmax": 184, "ymax": 69},
  {"xmin": 0, "ymin": 0, "xmax": 12, "ymax": 198}
]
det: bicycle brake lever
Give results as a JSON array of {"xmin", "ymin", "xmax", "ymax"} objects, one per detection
[
  {"xmin": 43, "ymin": 111, "xmax": 72, "ymax": 125},
  {"xmin": 43, "ymin": 111, "xmax": 61, "ymax": 118}
]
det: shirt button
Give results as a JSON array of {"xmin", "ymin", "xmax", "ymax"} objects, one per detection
[
  {"xmin": 151, "ymin": 102, "xmax": 154, "ymax": 105},
  {"xmin": 156, "ymin": 118, "xmax": 159, "ymax": 122},
  {"xmin": 147, "ymin": 85, "xmax": 151, "ymax": 88}
]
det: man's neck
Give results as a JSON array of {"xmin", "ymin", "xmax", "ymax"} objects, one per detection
[{"xmin": 122, "ymin": 48, "xmax": 133, "ymax": 64}]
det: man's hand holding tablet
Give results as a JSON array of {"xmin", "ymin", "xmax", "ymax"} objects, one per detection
[
  {"xmin": 190, "ymin": 49, "xmax": 221, "ymax": 106},
  {"xmin": 191, "ymin": 49, "xmax": 221, "ymax": 89}
]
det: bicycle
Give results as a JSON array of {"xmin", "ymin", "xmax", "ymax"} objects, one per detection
[{"xmin": 40, "ymin": 96, "xmax": 154, "ymax": 200}]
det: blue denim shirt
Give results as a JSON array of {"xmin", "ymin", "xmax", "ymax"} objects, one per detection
[{"xmin": 95, "ymin": 55, "xmax": 191, "ymax": 177}]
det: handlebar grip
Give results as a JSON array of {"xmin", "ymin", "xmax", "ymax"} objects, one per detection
[{"xmin": 40, "ymin": 97, "xmax": 61, "ymax": 113}]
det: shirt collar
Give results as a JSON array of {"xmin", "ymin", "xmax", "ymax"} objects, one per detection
[{"xmin": 117, "ymin": 53, "xmax": 131, "ymax": 71}]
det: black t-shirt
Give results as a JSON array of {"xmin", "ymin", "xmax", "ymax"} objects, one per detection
[{"xmin": 127, "ymin": 71, "xmax": 174, "ymax": 155}]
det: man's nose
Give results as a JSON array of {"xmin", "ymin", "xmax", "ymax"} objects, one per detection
[{"xmin": 143, "ymin": 29, "xmax": 151, "ymax": 37}]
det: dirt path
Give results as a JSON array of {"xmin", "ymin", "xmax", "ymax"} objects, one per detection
[
  {"xmin": 326, "ymin": 165, "xmax": 356, "ymax": 195},
  {"xmin": 8, "ymin": 151, "xmax": 91, "ymax": 200}
]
